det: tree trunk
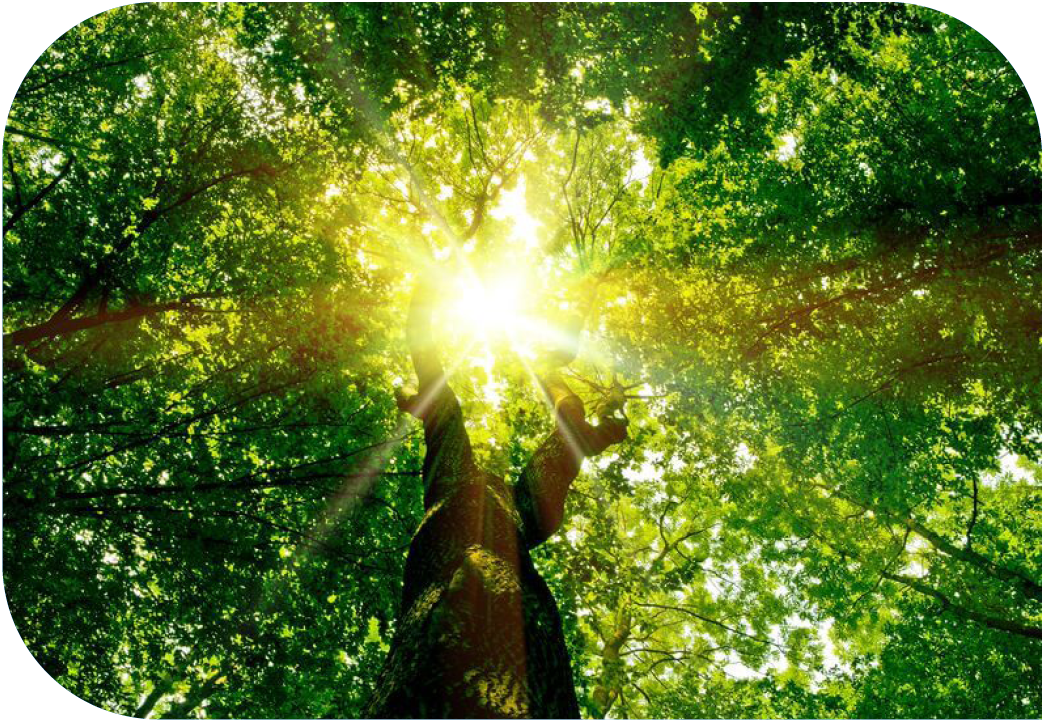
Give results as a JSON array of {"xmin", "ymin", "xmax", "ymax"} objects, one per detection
[
  {"xmin": 364, "ymin": 276, "xmax": 626, "ymax": 718},
  {"xmin": 589, "ymin": 609, "xmax": 631, "ymax": 718}
]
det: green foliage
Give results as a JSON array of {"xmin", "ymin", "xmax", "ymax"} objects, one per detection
[{"xmin": 3, "ymin": 3, "xmax": 1040, "ymax": 718}]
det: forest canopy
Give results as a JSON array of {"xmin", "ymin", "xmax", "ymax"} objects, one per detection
[{"xmin": 3, "ymin": 3, "xmax": 1041, "ymax": 718}]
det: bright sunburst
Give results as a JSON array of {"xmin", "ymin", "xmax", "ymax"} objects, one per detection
[
  {"xmin": 436, "ymin": 172, "xmax": 551, "ymax": 355},
  {"xmin": 445, "ymin": 269, "xmax": 537, "ymax": 353}
]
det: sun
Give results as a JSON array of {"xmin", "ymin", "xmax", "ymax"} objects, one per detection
[
  {"xmin": 435, "ymin": 176, "xmax": 552, "ymax": 356},
  {"xmin": 448, "ymin": 270, "xmax": 529, "ymax": 341}
]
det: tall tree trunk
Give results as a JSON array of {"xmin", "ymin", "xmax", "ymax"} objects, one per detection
[{"xmin": 364, "ymin": 276, "xmax": 626, "ymax": 718}]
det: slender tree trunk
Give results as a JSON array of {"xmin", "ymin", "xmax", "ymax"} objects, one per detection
[
  {"xmin": 365, "ymin": 276, "xmax": 626, "ymax": 718},
  {"xmin": 590, "ymin": 609, "xmax": 631, "ymax": 718}
]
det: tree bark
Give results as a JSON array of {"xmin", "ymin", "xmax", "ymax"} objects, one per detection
[
  {"xmin": 365, "ymin": 275, "xmax": 626, "ymax": 718},
  {"xmin": 589, "ymin": 609, "xmax": 631, "ymax": 718}
]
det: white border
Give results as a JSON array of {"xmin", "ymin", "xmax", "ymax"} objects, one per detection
[{"xmin": 1, "ymin": 2, "xmax": 1039, "ymax": 719}]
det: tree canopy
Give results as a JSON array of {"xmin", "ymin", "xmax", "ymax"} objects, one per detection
[{"xmin": 3, "ymin": 3, "xmax": 1041, "ymax": 718}]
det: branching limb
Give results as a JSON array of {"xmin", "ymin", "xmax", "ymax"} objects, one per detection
[
  {"xmin": 881, "ymin": 571, "xmax": 1042, "ymax": 640},
  {"xmin": 515, "ymin": 365, "xmax": 628, "ymax": 547}
]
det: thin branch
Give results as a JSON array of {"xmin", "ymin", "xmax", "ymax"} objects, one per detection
[
  {"xmin": 881, "ymin": 571, "xmax": 1042, "ymax": 640},
  {"xmin": 965, "ymin": 475, "xmax": 979, "ymax": 551},
  {"xmin": 4, "ymin": 154, "xmax": 74, "ymax": 235}
]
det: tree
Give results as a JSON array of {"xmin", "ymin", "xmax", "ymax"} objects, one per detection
[
  {"xmin": 3, "ymin": 3, "xmax": 1040, "ymax": 719},
  {"xmin": 365, "ymin": 272, "xmax": 626, "ymax": 717}
]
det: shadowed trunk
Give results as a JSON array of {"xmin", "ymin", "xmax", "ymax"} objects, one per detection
[{"xmin": 364, "ymin": 275, "xmax": 627, "ymax": 718}]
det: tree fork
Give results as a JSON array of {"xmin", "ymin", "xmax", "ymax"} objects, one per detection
[{"xmin": 365, "ymin": 274, "xmax": 626, "ymax": 718}]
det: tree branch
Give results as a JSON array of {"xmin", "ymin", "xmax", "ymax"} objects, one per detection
[
  {"xmin": 881, "ymin": 571, "xmax": 1042, "ymax": 640},
  {"xmin": 4, "ymin": 154, "xmax": 74, "ymax": 236},
  {"xmin": 515, "ymin": 368, "xmax": 627, "ymax": 547},
  {"xmin": 3, "ymin": 293, "xmax": 226, "ymax": 347}
]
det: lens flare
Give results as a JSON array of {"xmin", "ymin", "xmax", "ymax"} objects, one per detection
[{"xmin": 449, "ymin": 271, "xmax": 528, "ymax": 340}]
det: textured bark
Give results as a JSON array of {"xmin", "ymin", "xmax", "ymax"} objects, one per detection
[{"xmin": 365, "ymin": 277, "xmax": 626, "ymax": 718}]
